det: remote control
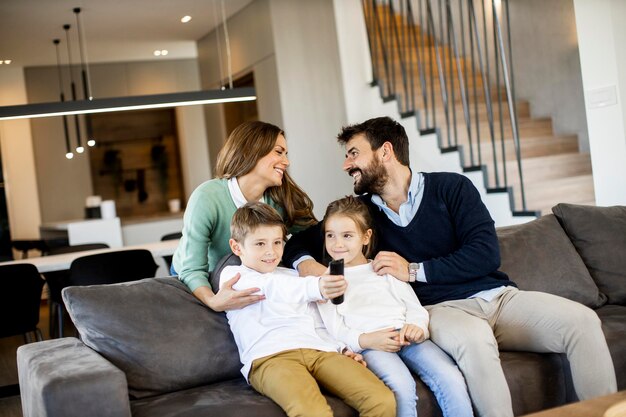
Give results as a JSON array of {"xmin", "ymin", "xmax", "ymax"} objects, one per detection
[{"xmin": 329, "ymin": 259, "xmax": 344, "ymax": 305}]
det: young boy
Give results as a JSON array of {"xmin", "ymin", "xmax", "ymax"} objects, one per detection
[{"xmin": 220, "ymin": 202, "xmax": 395, "ymax": 417}]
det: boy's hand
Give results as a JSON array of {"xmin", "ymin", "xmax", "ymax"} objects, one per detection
[
  {"xmin": 342, "ymin": 349, "xmax": 367, "ymax": 367},
  {"xmin": 318, "ymin": 274, "xmax": 347, "ymax": 300},
  {"xmin": 399, "ymin": 324, "xmax": 425, "ymax": 344},
  {"xmin": 358, "ymin": 328, "xmax": 409, "ymax": 352}
]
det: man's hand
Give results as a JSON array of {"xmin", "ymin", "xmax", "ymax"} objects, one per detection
[
  {"xmin": 372, "ymin": 251, "xmax": 410, "ymax": 282},
  {"xmin": 342, "ymin": 349, "xmax": 367, "ymax": 367},
  {"xmin": 201, "ymin": 274, "xmax": 265, "ymax": 312},
  {"xmin": 358, "ymin": 328, "xmax": 409, "ymax": 352},
  {"xmin": 297, "ymin": 259, "xmax": 327, "ymax": 277},
  {"xmin": 399, "ymin": 324, "xmax": 426, "ymax": 344},
  {"xmin": 319, "ymin": 274, "xmax": 347, "ymax": 300}
]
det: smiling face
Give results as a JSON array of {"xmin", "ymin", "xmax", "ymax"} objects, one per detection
[
  {"xmin": 343, "ymin": 134, "xmax": 388, "ymax": 195},
  {"xmin": 230, "ymin": 225, "xmax": 285, "ymax": 274},
  {"xmin": 324, "ymin": 214, "xmax": 372, "ymax": 267},
  {"xmin": 248, "ymin": 134, "xmax": 289, "ymax": 189}
]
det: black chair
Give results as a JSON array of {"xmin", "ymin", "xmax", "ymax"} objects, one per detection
[
  {"xmin": 161, "ymin": 232, "xmax": 182, "ymax": 273},
  {"xmin": 10, "ymin": 239, "xmax": 49, "ymax": 259},
  {"xmin": 44, "ymin": 243, "xmax": 110, "ymax": 338},
  {"xmin": 54, "ymin": 249, "xmax": 158, "ymax": 337},
  {"xmin": 0, "ymin": 263, "xmax": 44, "ymax": 398},
  {"xmin": 0, "ymin": 264, "xmax": 44, "ymax": 343}
]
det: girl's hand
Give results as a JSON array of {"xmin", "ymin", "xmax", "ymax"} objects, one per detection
[
  {"xmin": 342, "ymin": 349, "xmax": 367, "ymax": 367},
  {"xmin": 206, "ymin": 273, "xmax": 265, "ymax": 312},
  {"xmin": 319, "ymin": 274, "xmax": 347, "ymax": 299},
  {"xmin": 358, "ymin": 328, "xmax": 409, "ymax": 352},
  {"xmin": 399, "ymin": 324, "xmax": 426, "ymax": 344},
  {"xmin": 372, "ymin": 251, "xmax": 410, "ymax": 282}
]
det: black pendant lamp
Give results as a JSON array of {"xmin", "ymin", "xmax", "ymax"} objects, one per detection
[
  {"xmin": 73, "ymin": 7, "xmax": 96, "ymax": 147},
  {"xmin": 63, "ymin": 23, "xmax": 85, "ymax": 154},
  {"xmin": 53, "ymin": 39, "xmax": 74, "ymax": 160}
]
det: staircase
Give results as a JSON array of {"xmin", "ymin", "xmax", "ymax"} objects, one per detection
[{"xmin": 362, "ymin": 1, "xmax": 595, "ymax": 215}]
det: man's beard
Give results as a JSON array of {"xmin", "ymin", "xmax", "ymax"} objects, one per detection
[{"xmin": 351, "ymin": 158, "xmax": 388, "ymax": 195}]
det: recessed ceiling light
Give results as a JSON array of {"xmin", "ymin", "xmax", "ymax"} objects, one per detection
[
  {"xmin": 154, "ymin": 50, "xmax": 162, "ymax": 56},
  {"xmin": 181, "ymin": 15, "xmax": 192, "ymax": 23},
  {"xmin": 161, "ymin": 50, "xmax": 168, "ymax": 56},
  {"xmin": 3, "ymin": 60, "xmax": 11, "ymax": 64}
]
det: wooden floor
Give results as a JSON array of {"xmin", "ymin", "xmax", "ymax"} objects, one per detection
[{"xmin": 0, "ymin": 301, "xmax": 53, "ymax": 417}]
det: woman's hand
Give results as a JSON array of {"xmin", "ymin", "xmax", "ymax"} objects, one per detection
[
  {"xmin": 372, "ymin": 251, "xmax": 410, "ymax": 282},
  {"xmin": 197, "ymin": 273, "xmax": 265, "ymax": 312},
  {"xmin": 399, "ymin": 324, "xmax": 426, "ymax": 344},
  {"xmin": 358, "ymin": 328, "xmax": 409, "ymax": 352}
]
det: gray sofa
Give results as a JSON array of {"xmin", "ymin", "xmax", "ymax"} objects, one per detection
[{"xmin": 17, "ymin": 203, "xmax": 626, "ymax": 417}]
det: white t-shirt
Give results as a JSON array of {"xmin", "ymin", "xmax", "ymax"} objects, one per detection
[
  {"xmin": 220, "ymin": 265, "xmax": 342, "ymax": 380},
  {"xmin": 317, "ymin": 262, "xmax": 430, "ymax": 353}
]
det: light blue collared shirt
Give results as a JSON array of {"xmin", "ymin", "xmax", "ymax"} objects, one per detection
[{"xmin": 371, "ymin": 171, "xmax": 424, "ymax": 227}]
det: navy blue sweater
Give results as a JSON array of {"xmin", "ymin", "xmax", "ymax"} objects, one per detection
[{"xmin": 283, "ymin": 172, "xmax": 515, "ymax": 305}]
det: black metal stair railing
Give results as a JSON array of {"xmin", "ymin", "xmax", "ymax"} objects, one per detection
[{"xmin": 361, "ymin": 0, "xmax": 529, "ymax": 212}]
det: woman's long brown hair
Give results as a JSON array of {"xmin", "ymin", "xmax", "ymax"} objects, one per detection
[{"xmin": 214, "ymin": 121, "xmax": 317, "ymax": 228}]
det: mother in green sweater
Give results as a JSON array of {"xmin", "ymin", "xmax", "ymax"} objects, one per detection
[{"xmin": 172, "ymin": 121, "xmax": 317, "ymax": 311}]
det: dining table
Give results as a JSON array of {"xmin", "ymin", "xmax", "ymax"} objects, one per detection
[{"xmin": 0, "ymin": 239, "xmax": 179, "ymax": 275}]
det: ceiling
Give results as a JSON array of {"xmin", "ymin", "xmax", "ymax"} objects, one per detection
[{"xmin": 0, "ymin": 0, "xmax": 253, "ymax": 68}]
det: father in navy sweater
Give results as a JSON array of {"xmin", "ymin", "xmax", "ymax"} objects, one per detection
[{"xmin": 283, "ymin": 117, "xmax": 616, "ymax": 417}]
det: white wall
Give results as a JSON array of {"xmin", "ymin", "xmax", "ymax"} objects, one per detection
[
  {"xmin": 268, "ymin": 0, "xmax": 352, "ymax": 216},
  {"xmin": 0, "ymin": 67, "xmax": 42, "ymax": 239},
  {"xmin": 573, "ymin": 0, "xmax": 626, "ymax": 205}
]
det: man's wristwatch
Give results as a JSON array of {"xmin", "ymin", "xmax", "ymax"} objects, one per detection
[{"xmin": 408, "ymin": 263, "xmax": 420, "ymax": 282}]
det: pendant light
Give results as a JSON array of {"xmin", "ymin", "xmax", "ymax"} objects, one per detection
[
  {"xmin": 74, "ymin": 7, "xmax": 96, "ymax": 147},
  {"xmin": 63, "ymin": 24, "xmax": 84, "ymax": 154},
  {"xmin": 53, "ymin": 39, "xmax": 74, "ymax": 160}
]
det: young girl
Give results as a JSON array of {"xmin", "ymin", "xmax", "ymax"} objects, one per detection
[{"xmin": 317, "ymin": 196, "xmax": 474, "ymax": 417}]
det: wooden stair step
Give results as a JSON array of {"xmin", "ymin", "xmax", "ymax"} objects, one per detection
[
  {"xmin": 514, "ymin": 175, "xmax": 595, "ymax": 215},
  {"xmin": 440, "ymin": 117, "xmax": 554, "ymax": 144},
  {"xmin": 429, "ymin": 100, "xmax": 531, "ymax": 124},
  {"xmin": 485, "ymin": 152, "xmax": 592, "ymax": 188},
  {"xmin": 461, "ymin": 135, "xmax": 580, "ymax": 163}
]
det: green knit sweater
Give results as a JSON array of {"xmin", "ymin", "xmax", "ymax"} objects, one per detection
[{"xmin": 173, "ymin": 178, "xmax": 302, "ymax": 292}]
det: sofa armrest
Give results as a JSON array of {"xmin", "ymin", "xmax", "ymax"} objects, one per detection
[{"xmin": 17, "ymin": 337, "xmax": 131, "ymax": 417}]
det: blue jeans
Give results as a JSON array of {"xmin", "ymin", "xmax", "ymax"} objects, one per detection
[{"xmin": 363, "ymin": 340, "xmax": 473, "ymax": 417}]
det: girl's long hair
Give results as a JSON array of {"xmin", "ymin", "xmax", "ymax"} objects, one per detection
[{"xmin": 215, "ymin": 121, "xmax": 317, "ymax": 228}]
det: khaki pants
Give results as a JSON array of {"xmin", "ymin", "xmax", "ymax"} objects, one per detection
[
  {"xmin": 249, "ymin": 348, "xmax": 396, "ymax": 417},
  {"xmin": 427, "ymin": 287, "xmax": 617, "ymax": 417}
]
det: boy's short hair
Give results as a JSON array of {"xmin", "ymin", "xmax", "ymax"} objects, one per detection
[{"xmin": 230, "ymin": 202, "xmax": 287, "ymax": 242}]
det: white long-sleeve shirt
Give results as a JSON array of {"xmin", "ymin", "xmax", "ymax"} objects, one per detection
[
  {"xmin": 220, "ymin": 265, "xmax": 342, "ymax": 380},
  {"xmin": 317, "ymin": 262, "xmax": 430, "ymax": 353}
]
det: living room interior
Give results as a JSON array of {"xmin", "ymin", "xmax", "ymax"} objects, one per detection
[{"xmin": 0, "ymin": 0, "xmax": 625, "ymax": 416}]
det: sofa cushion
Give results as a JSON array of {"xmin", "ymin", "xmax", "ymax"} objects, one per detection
[
  {"xmin": 552, "ymin": 203, "xmax": 626, "ymax": 305},
  {"xmin": 130, "ymin": 378, "xmax": 359, "ymax": 417},
  {"xmin": 63, "ymin": 277, "xmax": 242, "ymax": 399},
  {"xmin": 497, "ymin": 214, "xmax": 606, "ymax": 308}
]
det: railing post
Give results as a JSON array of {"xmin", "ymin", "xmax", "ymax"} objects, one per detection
[
  {"xmin": 447, "ymin": 0, "xmax": 473, "ymax": 161},
  {"xmin": 426, "ymin": 0, "xmax": 451, "ymax": 147},
  {"xmin": 493, "ymin": 0, "xmax": 526, "ymax": 210}
]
